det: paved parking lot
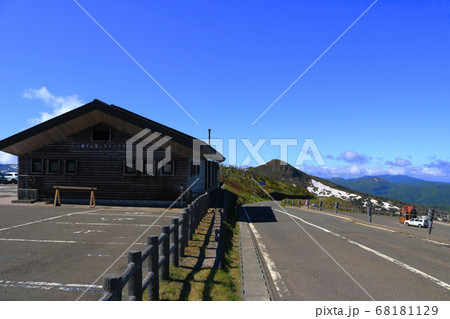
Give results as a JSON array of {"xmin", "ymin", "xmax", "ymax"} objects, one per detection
[
  {"xmin": 0, "ymin": 185, "xmax": 17, "ymax": 198},
  {"xmin": 0, "ymin": 202, "xmax": 183, "ymax": 300}
]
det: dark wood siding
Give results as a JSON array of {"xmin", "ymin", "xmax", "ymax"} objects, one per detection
[
  {"xmin": 188, "ymin": 159, "xmax": 205, "ymax": 196},
  {"xmin": 18, "ymin": 124, "xmax": 191, "ymax": 203}
]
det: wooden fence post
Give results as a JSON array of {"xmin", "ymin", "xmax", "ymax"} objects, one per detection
[
  {"xmin": 171, "ymin": 218, "xmax": 179, "ymax": 267},
  {"xmin": 180, "ymin": 212, "xmax": 189, "ymax": 257},
  {"xmin": 103, "ymin": 274, "xmax": 122, "ymax": 301},
  {"xmin": 194, "ymin": 202, "xmax": 200, "ymax": 228},
  {"xmin": 161, "ymin": 226, "xmax": 170, "ymax": 280},
  {"xmin": 147, "ymin": 235, "xmax": 159, "ymax": 301},
  {"xmin": 128, "ymin": 251, "xmax": 142, "ymax": 301},
  {"xmin": 189, "ymin": 206, "xmax": 195, "ymax": 240}
]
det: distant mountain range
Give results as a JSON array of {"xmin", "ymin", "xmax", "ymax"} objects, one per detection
[
  {"xmin": 327, "ymin": 175, "xmax": 450, "ymax": 208},
  {"xmin": 0, "ymin": 164, "xmax": 18, "ymax": 174}
]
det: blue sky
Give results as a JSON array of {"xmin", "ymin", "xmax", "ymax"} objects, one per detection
[{"xmin": 0, "ymin": 0, "xmax": 449, "ymax": 182}]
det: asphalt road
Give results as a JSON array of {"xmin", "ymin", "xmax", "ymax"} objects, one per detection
[
  {"xmin": 244, "ymin": 202, "xmax": 450, "ymax": 301},
  {"xmin": 0, "ymin": 203, "xmax": 183, "ymax": 301},
  {"xmin": 0, "ymin": 185, "xmax": 17, "ymax": 198}
]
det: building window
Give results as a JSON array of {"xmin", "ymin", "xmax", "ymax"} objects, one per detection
[
  {"xmin": 123, "ymin": 160, "xmax": 136, "ymax": 176},
  {"xmin": 142, "ymin": 160, "xmax": 156, "ymax": 176},
  {"xmin": 92, "ymin": 127, "xmax": 111, "ymax": 142},
  {"xmin": 31, "ymin": 159, "xmax": 43, "ymax": 174},
  {"xmin": 47, "ymin": 159, "xmax": 60, "ymax": 174},
  {"xmin": 161, "ymin": 161, "xmax": 174, "ymax": 175},
  {"xmin": 65, "ymin": 159, "xmax": 77, "ymax": 175}
]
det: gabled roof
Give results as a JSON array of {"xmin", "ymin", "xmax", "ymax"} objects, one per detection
[
  {"xmin": 401, "ymin": 206, "xmax": 416, "ymax": 212},
  {"xmin": 0, "ymin": 99, "xmax": 224, "ymax": 161}
]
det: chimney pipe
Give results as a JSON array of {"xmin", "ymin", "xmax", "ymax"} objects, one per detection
[{"xmin": 208, "ymin": 129, "xmax": 211, "ymax": 145}]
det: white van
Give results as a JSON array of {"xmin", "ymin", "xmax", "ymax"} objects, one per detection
[
  {"xmin": 5, "ymin": 172, "xmax": 18, "ymax": 184},
  {"xmin": 404, "ymin": 218, "xmax": 429, "ymax": 228}
]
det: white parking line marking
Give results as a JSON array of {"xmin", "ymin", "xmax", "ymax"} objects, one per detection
[
  {"xmin": 101, "ymin": 217, "xmax": 134, "ymax": 221},
  {"xmin": 0, "ymin": 237, "xmax": 145, "ymax": 246},
  {"xmin": 277, "ymin": 209, "xmax": 450, "ymax": 292},
  {"xmin": 0, "ymin": 279, "xmax": 102, "ymax": 292},
  {"xmin": 73, "ymin": 230, "xmax": 105, "ymax": 234},
  {"xmin": 82, "ymin": 212, "xmax": 181, "ymax": 218},
  {"xmin": 55, "ymin": 221, "xmax": 153, "ymax": 227},
  {"xmin": 76, "ymin": 178, "xmax": 200, "ymax": 301},
  {"xmin": 86, "ymin": 253, "xmax": 126, "ymax": 258},
  {"xmin": 0, "ymin": 209, "xmax": 103, "ymax": 232}
]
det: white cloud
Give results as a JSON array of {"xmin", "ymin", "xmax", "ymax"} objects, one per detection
[
  {"xmin": 422, "ymin": 167, "xmax": 446, "ymax": 177},
  {"xmin": 385, "ymin": 157, "xmax": 412, "ymax": 167},
  {"xmin": 299, "ymin": 161, "xmax": 450, "ymax": 183},
  {"xmin": 336, "ymin": 150, "xmax": 372, "ymax": 165},
  {"xmin": 0, "ymin": 152, "xmax": 17, "ymax": 164},
  {"xmin": 425, "ymin": 159, "xmax": 450, "ymax": 176},
  {"xmin": 387, "ymin": 167, "xmax": 406, "ymax": 175},
  {"xmin": 299, "ymin": 164, "xmax": 376, "ymax": 179},
  {"xmin": 23, "ymin": 87, "xmax": 84, "ymax": 124}
]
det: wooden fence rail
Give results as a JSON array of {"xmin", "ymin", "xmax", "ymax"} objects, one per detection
[{"xmin": 99, "ymin": 192, "xmax": 209, "ymax": 301}]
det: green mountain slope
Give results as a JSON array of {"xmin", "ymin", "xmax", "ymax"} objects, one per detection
[{"xmin": 219, "ymin": 164, "xmax": 314, "ymax": 204}]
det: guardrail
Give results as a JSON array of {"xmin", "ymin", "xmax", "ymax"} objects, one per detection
[{"xmin": 100, "ymin": 192, "xmax": 210, "ymax": 301}]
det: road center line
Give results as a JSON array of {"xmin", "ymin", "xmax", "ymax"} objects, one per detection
[
  {"xmin": 424, "ymin": 239, "xmax": 450, "ymax": 248},
  {"xmin": 253, "ymin": 182, "xmax": 375, "ymax": 300},
  {"xmin": 293, "ymin": 207, "xmax": 352, "ymax": 221},
  {"xmin": 273, "ymin": 208, "xmax": 375, "ymax": 300},
  {"xmin": 354, "ymin": 222, "xmax": 396, "ymax": 232},
  {"xmin": 277, "ymin": 209, "xmax": 450, "ymax": 292}
]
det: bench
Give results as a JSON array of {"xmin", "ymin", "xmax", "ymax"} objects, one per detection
[{"xmin": 53, "ymin": 186, "xmax": 97, "ymax": 208}]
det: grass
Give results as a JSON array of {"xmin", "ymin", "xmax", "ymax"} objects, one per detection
[
  {"xmin": 146, "ymin": 207, "xmax": 242, "ymax": 301},
  {"xmin": 219, "ymin": 165, "xmax": 314, "ymax": 205}
]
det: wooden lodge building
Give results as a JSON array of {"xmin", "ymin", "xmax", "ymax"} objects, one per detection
[
  {"xmin": 0, "ymin": 99, "xmax": 224, "ymax": 206},
  {"xmin": 399, "ymin": 205, "xmax": 417, "ymax": 224}
]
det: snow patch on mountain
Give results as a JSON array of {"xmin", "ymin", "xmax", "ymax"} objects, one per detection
[
  {"xmin": 307, "ymin": 179, "xmax": 398, "ymax": 211},
  {"xmin": 382, "ymin": 201, "xmax": 399, "ymax": 210},
  {"xmin": 307, "ymin": 179, "xmax": 361, "ymax": 200}
]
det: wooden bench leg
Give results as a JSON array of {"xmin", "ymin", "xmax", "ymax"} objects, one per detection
[
  {"xmin": 53, "ymin": 189, "xmax": 57, "ymax": 206},
  {"xmin": 90, "ymin": 190, "xmax": 96, "ymax": 208},
  {"xmin": 54, "ymin": 189, "xmax": 61, "ymax": 206}
]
